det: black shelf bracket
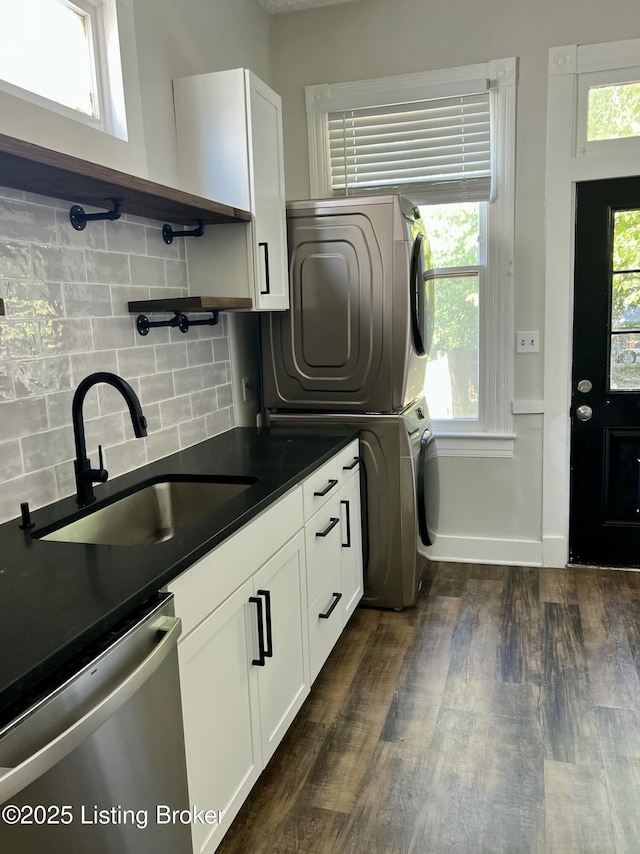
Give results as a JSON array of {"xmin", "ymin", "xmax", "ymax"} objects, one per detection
[
  {"xmin": 136, "ymin": 310, "xmax": 220, "ymax": 336},
  {"xmin": 70, "ymin": 198, "xmax": 122, "ymax": 231},
  {"xmin": 162, "ymin": 220, "xmax": 205, "ymax": 245}
]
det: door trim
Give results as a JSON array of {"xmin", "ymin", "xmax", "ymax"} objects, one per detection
[{"xmin": 543, "ymin": 38, "xmax": 640, "ymax": 567}]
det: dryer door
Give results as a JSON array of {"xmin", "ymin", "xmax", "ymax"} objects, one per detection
[{"xmin": 409, "ymin": 228, "xmax": 435, "ymax": 359}]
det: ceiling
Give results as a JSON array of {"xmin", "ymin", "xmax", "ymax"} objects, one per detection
[{"xmin": 256, "ymin": 0, "xmax": 358, "ymax": 14}]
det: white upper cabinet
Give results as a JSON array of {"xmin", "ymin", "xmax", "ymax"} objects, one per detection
[{"xmin": 174, "ymin": 68, "xmax": 289, "ymax": 311}]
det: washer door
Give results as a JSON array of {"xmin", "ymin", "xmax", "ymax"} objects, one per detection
[{"xmin": 417, "ymin": 427, "xmax": 434, "ymax": 546}]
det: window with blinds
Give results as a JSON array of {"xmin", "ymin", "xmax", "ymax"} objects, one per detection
[{"xmin": 327, "ymin": 87, "xmax": 491, "ymax": 204}]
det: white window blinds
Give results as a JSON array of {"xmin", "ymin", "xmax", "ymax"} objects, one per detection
[{"xmin": 327, "ymin": 86, "xmax": 492, "ymax": 204}]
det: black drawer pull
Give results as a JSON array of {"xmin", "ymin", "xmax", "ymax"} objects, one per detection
[
  {"xmin": 257, "ymin": 589, "xmax": 273, "ymax": 658},
  {"xmin": 342, "ymin": 456, "xmax": 361, "ymax": 471},
  {"xmin": 313, "ymin": 478, "xmax": 338, "ymax": 497},
  {"xmin": 316, "ymin": 517, "xmax": 340, "ymax": 538},
  {"xmin": 319, "ymin": 592, "xmax": 342, "ymax": 620},
  {"xmin": 249, "ymin": 596, "xmax": 266, "ymax": 666},
  {"xmin": 340, "ymin": 499, "xmax": 351, "ymax": 548}
]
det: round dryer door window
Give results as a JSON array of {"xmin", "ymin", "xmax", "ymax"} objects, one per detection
[{"xmin": 410, "ymin": 232, "xmax": 434, "ymax": 357}]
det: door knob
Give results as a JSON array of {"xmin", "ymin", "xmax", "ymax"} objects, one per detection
[
  {"xmin": 577, "ymin": 379, "xmax": 592, "ymax": 393},
  {"xmin": 576, "ymin": 405, "xmax": 593, "ymax": 421}
]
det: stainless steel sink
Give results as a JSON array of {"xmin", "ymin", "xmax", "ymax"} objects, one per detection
[{"xmin": 38, "ymin": 476, "xmax": 257, "ymax": 546}]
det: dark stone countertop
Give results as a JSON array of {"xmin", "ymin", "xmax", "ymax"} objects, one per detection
[{"xmin": 0, "ymin": 426, "xmax": 357, "ymax": 727}]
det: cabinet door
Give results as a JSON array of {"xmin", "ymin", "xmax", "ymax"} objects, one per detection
[
  {"xmin": 339, "ymin": 473, "xmax": 364, "ymax": 621},
  {"xmin": 247, "ymin": 73, "xmax": 288, "ymax": 310},
  {"xmin": 177, "ymin": 578, "xmax": 261, "ymax": 854},
  {"xmin": 252, "ymin": 530, "xmax": 309, "ymax": 764}
]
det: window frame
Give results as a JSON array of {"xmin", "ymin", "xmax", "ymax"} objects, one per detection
[
  {"xmin": 0, "ymin": 0, "xmax": 127, "ymax": 140},
  {"xmin": 306, "ymin": 58, "xmax": 517, "ymax": 451}
]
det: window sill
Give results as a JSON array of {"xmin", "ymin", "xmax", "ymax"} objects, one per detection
[{"xmin": 428, "ymin": 432, "xmax": 516, "ymax": 459}]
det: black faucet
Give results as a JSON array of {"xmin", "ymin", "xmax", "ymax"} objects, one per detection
[{"xmin": 72, "ymin": 372, "xmax": 148, "ymax": 506}]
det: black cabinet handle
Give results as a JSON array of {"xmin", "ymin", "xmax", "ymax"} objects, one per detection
[
  {"xmin": 316, "ymin": 517, "xmax": 340, "ymax": 538},
  {"xmin": 342, "ymin": 456, "xmax": 361, "ymax": 471},
  {"xmin": 258, "ymin": 241, "xmax": 270, "ymax": 295},
  {"xmin": 314, "ymin": 478, "xmax": 338, "ymax": 497},
  {"xmin": 257, "ymin": 589, "xmax": 273, "ymax": 658},
  {"xmin": 249, "ymin": 596, "xmax": 266, "ymax": 666},
  {"xmin": 319, "ymin": 592, "xmax": 342, "ymax": 620},
  {"xmin": 340, "ymin": 499, "xmax": 351, "ymax": 548}
]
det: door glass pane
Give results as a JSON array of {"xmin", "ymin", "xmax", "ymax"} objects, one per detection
[
  {"xmin": 587, "ymin": 82, "xmax": 640, "ymax": 141},
  {"xmin": 610, "ymin": 209, "xmax": 640, "ymax": 390}
]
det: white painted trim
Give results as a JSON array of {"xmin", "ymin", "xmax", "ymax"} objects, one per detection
[
  {"xmin": 421, "ymin": 534, "xmax": 543, "ymax": 566},
  {"xmin": 543, "ymin": 37, "xmax": 640, "ymax": 569},
  {"xmin": 429, "ymin": 432, "xmax": 516, "ymax": 458},
  {"xmin": 512, "ymin": 400, "xmax": 544, "ymax": 414}
]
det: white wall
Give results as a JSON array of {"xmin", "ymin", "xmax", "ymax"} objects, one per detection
[{"xmin": 267, "ymin": 0, "xmax": 640, "ymax": 565}]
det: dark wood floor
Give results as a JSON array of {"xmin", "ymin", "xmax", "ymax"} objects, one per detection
[{"xmin": 217, "ymin": 562, "xmax": 640, "ymax": 853}]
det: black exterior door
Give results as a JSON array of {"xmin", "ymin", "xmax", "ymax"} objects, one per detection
[{"xmin": 570, "ymin": 176, "xmax": 640, "ymax": 566}]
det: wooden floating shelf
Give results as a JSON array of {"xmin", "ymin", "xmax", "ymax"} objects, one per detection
[
  {"xmin": 0, "ymin": 133, "xmax": 251, "ymax": 226},
  {"xmin": 128, "ymin": 296, "xmax": 253, "ymax": 313}
]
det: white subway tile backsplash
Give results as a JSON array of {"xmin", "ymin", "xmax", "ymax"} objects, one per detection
[
  {"xmin": 1, "ymin": 281, "xmax": 64, "ymax": 318},
  {"xmin": 91, "ymin": 317, "xmax": 136, "ymax": 351},
  {"xmin": 0, "ymin": 198, "xmax": 56, "ymax": 244},
  {"xmin": 216, "ymin": 383, "xmax": 234, "ymax": 409},
  {"xmin": 21, "ymin": 425, "xmax": 75, "ymax": 473},
  {"xmin": 179, "ymin": 416, "xmax": 207, "ymax": 448},
  {"xmin": 160, "ymin": 394, "xmax": 192, "ymax": 428},
  {"xmin": 106, "ymin": 221, "xmax": 148, "ymax": 255},
  {"xmin": 0, "ymin": 190, "xmax": 236, "ymax": 524},
  {"xmin": 70, "ymin": 350, "xmax": 118, "ymax": 382},
  {"xmin": 0, "ymin": 469, "xmax": 58, "ymax": 522},
  {"xmin": 13, "ymin": 355, "xmax": 72, "ymax": 398},
  {"xmin": 40, "ymin": 319, "xmax": 93, "ymax": 355},
  {"xmin": 32, "ymin": 245, "xmax": 86, "ymax": 283},
  {"xmin": 86, "ymin": 249, "xmax": 130, "ymax": 285},
  {"xmin": 213, "ymin": 338, "xmax": 230, "ymax": 362},
  {"xmin": 55, "ymin": 209, "xmax": 107, "ymax": 250},
  {"xmin": 0, "ymin": 321, "xmax": 40, "ymax": 359},
  {"xmin": 0, "ymin": 439, "xmax": 23, "ymax": 481},
  {"xmin": 0, "ymin": 243, "xmax": 32, "ymax": 279},
  {"xmin": 146, "ymin": 426, "xmax": 181, "ymax": 462},
  {"xmin": 117, "ymin": 345, "xmax": 156, "ymax": 378},
  {"xmin": 165, "ymin": 259, "xmax": 189, "ymax": 290},
  {"xmin": 139, "ymin": 371, "xmax": 175, "ymax": 404},
  {"xmin": 155, "ymin": 342, "xmax": 188, "ymax": 373},
  {"xmin": 63, "ymin": 283, "xmax": 113, "ymax": 317},
  {"xmin": 187, "ymin": 339, "xmax": 213, "ymax": 367},
  {"xmin": 129, "ymin": 255, "xmax": 165, "ymax": 287}
]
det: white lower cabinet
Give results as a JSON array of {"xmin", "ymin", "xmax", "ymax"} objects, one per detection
[
  {"xmin": 169, "ymin": 440, "xmax": 363, "ymax": 853},
  {"xmin": 177, "ymin": 578, "xmax": 262, "ymax": 854},
  {"xmin": 251, "ymin": 531, "xmax": 309, "ymax": 765}
]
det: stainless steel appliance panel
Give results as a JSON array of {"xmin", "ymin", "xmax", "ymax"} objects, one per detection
[
  {"xmin": 268, "ymin": 396, "xmax": 431, "ymax": 609},
  {"xmin": 262, "ymin": 194, "xmax": 428, "ymax": 413},
  {"xmin": 0, "ymin": 598, "xmax": 191, "ymax": 854}
]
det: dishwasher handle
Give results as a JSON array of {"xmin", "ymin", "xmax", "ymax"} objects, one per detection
[{"xmin": 0, "ymin": 615, "xmax": 182, "ymax": 805}]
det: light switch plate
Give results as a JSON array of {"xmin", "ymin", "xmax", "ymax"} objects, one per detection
[{"xmin": 516, "ymin": 331, "xmax": 540, "ymax": 353}]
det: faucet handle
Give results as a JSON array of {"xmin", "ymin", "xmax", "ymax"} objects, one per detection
[{"xmin": 90, "ymin": 445, "xmax": 109, "ymax": 484}]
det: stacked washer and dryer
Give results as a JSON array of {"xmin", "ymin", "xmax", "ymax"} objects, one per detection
[{"xmin": 261, "ymin": 194, "xmax": 435, "ymax": 610}]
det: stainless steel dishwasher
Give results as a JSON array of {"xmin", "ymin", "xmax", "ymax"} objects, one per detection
[{"xmin": 0, "ymin": 595, "xmax": 192, "ymax": 853}]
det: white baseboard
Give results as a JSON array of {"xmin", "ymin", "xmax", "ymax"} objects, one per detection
[
  {"xmin": 420, "ymin": 534, "xmax": 544, "ymax": 566},
  {"xmin": 542, "ymin": 535, "xmax": 568, "ymax": 568}
]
